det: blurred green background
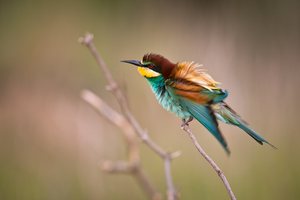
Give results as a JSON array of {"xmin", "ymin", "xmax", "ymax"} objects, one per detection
[{"xmin": 0, "ymin": 0, "xmax": 299, "ymax": 199}]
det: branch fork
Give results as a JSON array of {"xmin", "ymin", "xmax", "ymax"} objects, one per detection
[
  {"xmin": 80, "ymin": 33, "xmax": 179, "ymax": 200},
  {"xmin": 79, "ymin": 32, "xmax": 236, "ymax": 200}
]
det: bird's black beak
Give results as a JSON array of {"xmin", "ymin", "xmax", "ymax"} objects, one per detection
[{"xmin": 121, "ymin": 60, "xmax": 143, "ymax": 67}]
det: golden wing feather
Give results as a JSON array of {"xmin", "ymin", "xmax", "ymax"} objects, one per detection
[
  {"xmin": 167, "ymin": 61, "xmax": 221, "ymax": 104},
  {"xmin": 173, "ymin": 61, "xmax": 220, "ymax": 90}
]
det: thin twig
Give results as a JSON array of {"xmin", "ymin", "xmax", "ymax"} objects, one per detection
[
  {"xmin": 164, "ymin": 156, "xmax": 176, "ymax": 200},
  {"xmin": 81, "ymin": 90, "xmax": 139, "ymax": 163},
  {"xmin": 81, "ymin": 90, "xmax": 159, "ymax": 199},
  {"xmin": 182, "ymin": 125, "xmax": 237, "ymax": 200},
  {"xmin": 134, "ymin": 167, "xmax": 162, "ymax": 200},
  {"xmin": 79, "ymin": 33, "xmax": 178, "ymax": 200}
]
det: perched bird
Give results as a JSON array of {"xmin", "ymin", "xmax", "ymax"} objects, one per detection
[{"xmin": 122, "ymin": 53, "xmax": 274, "ymax": 153}]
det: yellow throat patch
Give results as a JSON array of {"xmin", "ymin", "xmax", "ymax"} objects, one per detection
[{"xmin": 137, "ymin": 67, "xmax": 161, "ymax": 78}]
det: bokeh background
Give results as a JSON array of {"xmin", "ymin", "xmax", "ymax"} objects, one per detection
[{"xmin": 0, "ymin": 0, "xmax": 299, "ymax": 199}]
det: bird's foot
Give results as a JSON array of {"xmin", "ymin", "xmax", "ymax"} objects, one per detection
[
  {"xmin": 180, "ymin": 121, "xmax": 187, "ymax": 129},
  {"xmin": 181, "ymin": 117, "xmax": 193, "ymax": 130}
]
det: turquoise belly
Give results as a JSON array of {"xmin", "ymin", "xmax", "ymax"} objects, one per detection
[{"xmin": 146, "ymin": 76, "xmax": 191, "ymax": 119}]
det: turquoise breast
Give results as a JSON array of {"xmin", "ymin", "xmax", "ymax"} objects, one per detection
[{"xmin": 146, "ymin": 76, "xmax": 191, "ymax": 119}]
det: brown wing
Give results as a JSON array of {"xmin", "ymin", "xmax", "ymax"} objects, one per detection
[{"xmin": 167, "ymin": 61, "xmax": 221, "ymax": 105}]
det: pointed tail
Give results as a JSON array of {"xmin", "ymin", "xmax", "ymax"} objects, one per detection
[
  {"xmin": 212, "ymin": 102, "xmax": 276, "ymax": 149},
  {"xmin": 237, "ymin": 120, "xmax": 276, "ymax": 148}
]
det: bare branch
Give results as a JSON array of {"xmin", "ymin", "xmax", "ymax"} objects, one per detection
[
  {"xmin": 182, "ymin": 125, "xmax": 237, "ymax": 200},
  {"xmin": 82, "ymin": 89, "xmax": 160, "ymax": 198},
  {"xmin": 102, "ymin": 160, "xmax": 133, "ymax": 173},
  {"xmin": 81, "ymin": 90, "xmax": 139, "ymax": 163},
  {"xmin": 164, "ymin": 156, "xmax": 177, "ymax": 200},
  {"xmin": 79, "ymin": 33, "xmax": 178, "ymax": 200},
  {"xmin": 134, "ymin": 168, "xmax": 163, "ymax": 200},
  {"xmin": 101, "ymin": 159, "xmax": 161, "ymax": 199},
  {"xmin": 79, "ymin": 33, "xmax": 128, "ymax": 111}
]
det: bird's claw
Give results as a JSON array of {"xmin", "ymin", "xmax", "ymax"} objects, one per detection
[
  {"xmin": 180, "ymin": 122, "xmax": 189, "ymax": 130},
  {"xmin": 181, "ymin": 117, "xmax": 193, "ymax": 130}
]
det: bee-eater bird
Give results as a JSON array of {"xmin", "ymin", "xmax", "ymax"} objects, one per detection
[{"xmin": 122, "ymin": 53, "xmax": 275, "ymax": 153}]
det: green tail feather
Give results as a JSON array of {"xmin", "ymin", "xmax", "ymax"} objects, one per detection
[
  {"xmin": 213, "ymin": 102, "xmax": 276, "ymax": 149},
  {"xmin": 179, "ymin": 98, "xmax": 230, "ymax": 154},
  {"xmin": 237, "ymin": 121, "xmax": 276, "ymax": 148}
]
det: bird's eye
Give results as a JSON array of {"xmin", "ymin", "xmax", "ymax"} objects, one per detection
[{"xmin": 148, "ymin": 64, "xmax": 155, "ymax": 69}]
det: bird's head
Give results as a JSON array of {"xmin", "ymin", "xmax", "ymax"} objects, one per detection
[{"xmin": 122, "ymin": 53, "xmax": 175, "ymax": 78}]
